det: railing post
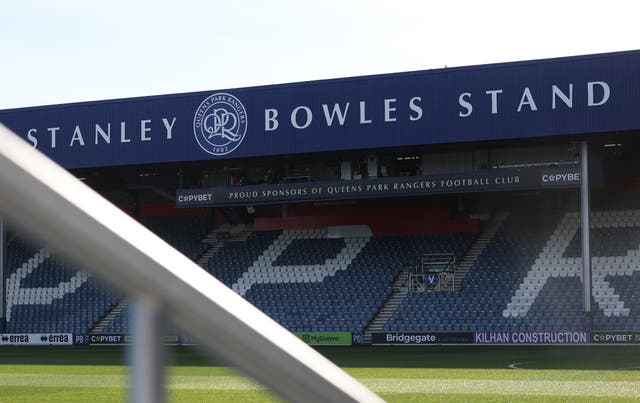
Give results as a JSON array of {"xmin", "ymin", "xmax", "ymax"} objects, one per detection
[{"xmin": 130, "ymin": 297, "xmax": 166, "ymax": 403}]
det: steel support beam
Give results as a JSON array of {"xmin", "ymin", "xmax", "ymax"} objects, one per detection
[{"xmin": 580, "ymin": 141, "xmax": 592, "ymax": 316}]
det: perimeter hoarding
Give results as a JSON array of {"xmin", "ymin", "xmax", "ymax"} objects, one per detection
[
  {"xmin": 0, "ymin": 333, "xmax": 73, "ymax": 346},
  {"xmin": 373, "ymin": 332, "xmax": 592, "ymax": 345},
  {"xmin": 591, "ymin": 332, "xmax": 640, "ymax": 344},
  {"xmin": 474, "ymin": 331, "xmax": 588, "ymax": 344},
  {"xmin": 1, "ymin": 51, "xmax": 639, "ymax": 169},
  {"xmin": 294, "ymin": 332, "xmax": 352, "ymax": 346},
  {"xmin": 372, "ymin": 332, "xmax": 474, "ymax": 345},
  {"xmin": 82, "ymin": 334, "xmax": 181, "ymax": 345}
]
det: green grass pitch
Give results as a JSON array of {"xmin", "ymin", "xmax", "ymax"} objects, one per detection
[{"xmin": 1, "ymin": 345, "xmax": 639, "ymax": 402}]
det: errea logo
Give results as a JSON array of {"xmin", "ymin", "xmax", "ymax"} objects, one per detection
[{"xmin": 193, "ymin": 92, "xmax": 248, "ymax": 156}]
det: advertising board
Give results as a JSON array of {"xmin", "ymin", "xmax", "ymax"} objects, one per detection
[
  {"xmin": 0, "ymin": 333, "xmax": 73, "ymax": 346},
  {"xmin": 177, "ymin": 167, "xmax": 580, "ymax": 206},
  {"xmin": 294, "ymin": 332, "xmax": 352, "ymax": 346}
]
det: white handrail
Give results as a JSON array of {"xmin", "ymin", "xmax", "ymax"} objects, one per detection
[{"xmin": 0, "ymin": 124, "xmax": 382, "ymax": 403}]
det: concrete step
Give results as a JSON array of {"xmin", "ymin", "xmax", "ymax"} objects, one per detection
[
  {"xmin": 362, "ymin": 268, "xmax": 411, "ymax": 344},
  {"xmin": 453, "ymin": 211, "xmax": 510, "ymax": 291},
  {"xmin": 197, "ymin": 224, "xmax": 253, "ymax": 267},
  {"xmin": 90, "ymin": 298, "xmax": 128, "ymax": 333}
]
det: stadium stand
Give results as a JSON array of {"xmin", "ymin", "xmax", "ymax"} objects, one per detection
[
  {"xmin": 45, "ymin": 211, "xmax": 471, "ymax": 336},
  {"xmin": 387, "ymin": 204, "xmax": 640, "ymax": 333},
  {"xmin": 96, "ymin": 225, "xmax": 473, "ymax": 335},
  {"xmin": 5, "ymin": 238, "xmax": 119, "ymax": 334},
  {"xmin": 142, "ymin": 215, "xmax": 209, "ymax": 261},
  {"xmin": 2, "ymin": 51, "xmax": 640, "ymax": 351},
  {"xmin": 4, "ymin": 198, "xmax": 640, "ymax": 338},
  {"xmin": 4, "ymin": 214, "xmax": 208, "ymax": 334}
]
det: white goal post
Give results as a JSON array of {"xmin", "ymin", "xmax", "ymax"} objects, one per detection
[{"xmin": 0, "ymin": 124, "xmax": 382, "ymax": 403}]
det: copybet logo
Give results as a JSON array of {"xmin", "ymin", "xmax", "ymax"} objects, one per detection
[
  {"xmin": 504, "ymin": 210, "xmax": 640, "ymax": 318},
  {"xmin": 193, "ymin": 92, "xmax": 248, "ymax": 156},
  {"xmin": 5, "ymin": 248, "xmax": 90, "ymax": 321}
]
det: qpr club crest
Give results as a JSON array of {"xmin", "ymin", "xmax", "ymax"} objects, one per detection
[{"xmin": 193, "ymin": 92, "xmax": 247, "ymax": 156}]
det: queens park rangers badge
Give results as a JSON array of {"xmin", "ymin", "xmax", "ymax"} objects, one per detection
[{"xmin": 193, "ymin": 92, "xmax": 247, "ymax": 156}]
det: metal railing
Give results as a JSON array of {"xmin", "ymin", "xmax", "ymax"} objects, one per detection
[
  {"xmin": 409, "ymin": 253, "xmax": 456, "ymax": 292},
  {"xmin": 0, "ymin": 124, "xmax": 382, "ymax": 403}
]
